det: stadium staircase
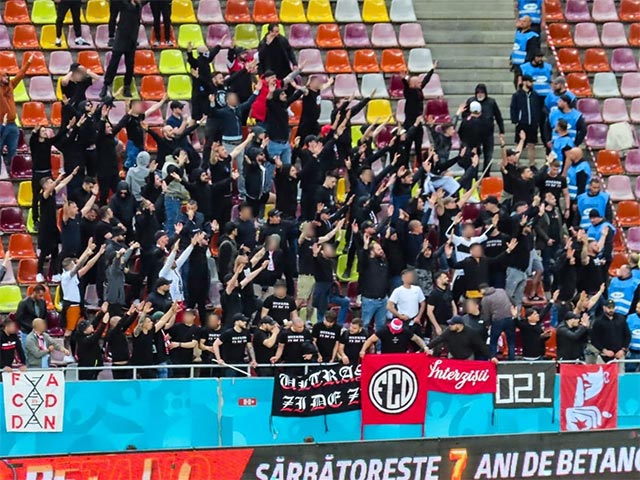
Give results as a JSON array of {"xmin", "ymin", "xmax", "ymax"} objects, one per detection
[{"xmin": 415, "ymin": 0, "xmax": 519, "ymax": 164}]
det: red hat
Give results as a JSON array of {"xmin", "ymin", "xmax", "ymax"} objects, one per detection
[
  {"xmin": 388, "ymin": 318, "xmax": 404, "ymax": 334},
  {"xmin": 320, "ymin": 124, "xmax": 333, "ymax": 137}
]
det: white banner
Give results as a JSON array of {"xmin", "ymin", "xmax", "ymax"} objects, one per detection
[{"xmin": 2, "ymin": 371, "xmax": 65, "ymax": 432}]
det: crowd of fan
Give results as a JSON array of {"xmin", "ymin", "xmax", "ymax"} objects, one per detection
[{"xmin": 0, "ymin": 0, "xmax": 638, "ymax": 380}]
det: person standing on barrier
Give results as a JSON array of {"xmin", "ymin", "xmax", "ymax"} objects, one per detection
[
  {"xmin": 106, "ymin": 304, "xmax": 138, "ymax": 379},
  {"xmin": 168, "ymin": 309, "xmax": 200, "ymax": 378},
  {"xmin": 132, "ymin": 302, "xmax": 175, "ymax": 380},
  {"xmin": 252, "ymin": 316, "xmax": 280, "ymax": 377},
  {"xmin": 213, "ymin": 313, "xmax": 255, "ymax": 377}
]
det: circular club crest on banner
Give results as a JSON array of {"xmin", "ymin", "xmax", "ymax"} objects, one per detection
[{"xmin": 368, "ymin": 365, "xmax": 418, "ymax": 414}]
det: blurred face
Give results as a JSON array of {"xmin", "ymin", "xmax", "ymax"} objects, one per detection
[
  {"xmin": 462, "ymin": 223, "xmax": 475, "ymax": 238},
  {"xmin": 322, "ymin": 244, "xmax": 336, "ymax": 258},
  {"xmin": 326, "ymin": 176, "xmax": 337, "ymax": 189},
  {"xmin": 207, "ymin": 314, "xmax": 221, "ymax": 329},
  {"xmin": 470, "ymin": 244, "xmax": 483, "ymax": 259},
  {"xmin": 84, "ymin": 324, "xmax": 95, "ymax": 335},
  {"xmin": 371, "ymin": 243, "xmax": 384, "ymax": 258},
  {"xmin": 33, "ymin": 319, "xmax": 46, "ymax": 333},
  {"xmin": 184, "ymin": 312, "xmax": 195, "ymax": 325},
  {"xmin": 360, "ymin": 169, "xmax": 373, "ymax": 183},
  {"xmin": 402, "ymin": 270, "xmax": 416, "ymax": 285},
  {"xmin": 274, "ymin": 285, "xmax": 286, "ymax": 297},
  {"xmin": 527, "ymin": 312, "xmax": 540, "ymax": 323},
  {"xmin": 553, "ymin": 81, "xmax": 564, "ymax": 93},
  {"xmin": 291, "ymin": 319, "xmax": 305, "ymax": 332},
  {"xmin": 226, "ymin": 92, "xmax": 239, "ymax": 107},
  {"xmin": 464, "ymin": 299, "xmax": 480, "ymax": 316},
  {"xmin": 476, "ymin": 92, "xmax": 486, "ymax": 101},
  {"xmin": 130, "ymin": 101, "xmax": 143, "ymax": 115},
  {"xmin": 4, "ymin": 321, "xmax": 17, "ymax": 334},
  {"xmin": 163, "ymin": 126, "xmax": 175, "ymax": 139},
  {"xmin": 409, "ymin": 76, "xmax": 421, "ymax": 88}
]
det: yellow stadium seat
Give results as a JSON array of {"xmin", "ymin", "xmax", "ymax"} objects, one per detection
[
  {"xmin": 167, "ymin": 75, "xmax": 192, "ymax": 100},
  {"xmin": 366, "ymin": 100, "xmax": 394, "ymax": 124},
  {"xmin": 336, "ymin": 177, "xmax": 347, "ymax": 203},
  {"xmin": 234, "ymin": 23, "xmax": 259, "ymax": 49},
  {"xmin": 307, "ymin": 0, "xmax": 335, "ymax": 23},
  {"xmin": 159, "ymin": 49, "xmax": 187, "ymax": 74},
  {"xmin": 40, "ymin": 24, "xmax": 68, "ymax": 49},
  {"xmin": 178, "ymin": 24, "xmax": 205, "ymax": 48},
  {"xmin": 0, "ymin": 286, "xmax": 23, "ymax": 313},
  {"xmin": 172, "ymin": 0, "xmax": 197, "ymax": 23},
  {"xmin": 17, "ymin": 181, "xmax": 32, "ymax": 207},
  {"xmin": 260, "ymin": 23, "xmax": 286, "ymax": 39},
  {"xmin": 64, "ymin": 7, "xmax": 86, "ymax": 24},
  {"xmin": 280, "ymin": 0, "xmax": 307, "ymax": 23},
  {"xmin": 31, "ymin": 0, "xmax": 57, "ymax": 25},
  {"xmin": 26, "ymin": 209, "xmax": 37, "ymax": 235},
  {"xmin": 362, "ymin": 0, "xmax": 390, "ymax": 23},
  {"xmin": 12, "ymin": 79, "xmax": 29, "ymax": 103},
  {"xmin": 86, "ymin": 0, "xmax": 110, "ymax": 24},
  {"xmin": 113, "ymin": 76, "xmax": 140, "ymax": 100}
]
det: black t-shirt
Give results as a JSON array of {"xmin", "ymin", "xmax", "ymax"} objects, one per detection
[
  {"xmin": 339, "ymin": 329, "xmax": 369, "ymax": 364},
  {"xmin": 375, "ymin": 326, "xmax": 414, "ymax": 354},
  {"xmin": 61, "ymin": 214, "xmax": 82, "ymax": 256},
  {"xmin": 262, "ymin": 294, "xmax": 296, "ymax": 326},
  {"xmin": 221, "ymin": 289, "xmax": 243, "ymax": 326},
  {"xmin": 132, "ymin": 330, "xmax": 156, "ymax": 366},
  {"xmin": 219, "ymin": 328, "xmax": 250, "ymax": 364},
  {"xmin": 298, "ymin": 238, "xmax": 315, "ymax": 275},
  {"xmin": 311, "ymin": 322, "xmax": 341, "ymax": 360},
  {"xmin": 199, "ymin": 326, "xmax": 222, "ymax": 363},
  {"xmin": 154, "ymin": 328, "xmax": 171, "ymax": 364},
  {"xmin": 427, "ymin": 287, "xmax": 454, "ymax": 325},
  {"xmin": 277, "ymin": 328, "xmax": 313, "ymax": 363},
  {"xmin": 536, "ymin": 173, "xmax": 567, "ymax": 203},
  {"xmin": 61, "ymin": 77, "xmax": 92, "ymax": 106},
  {"xmin": 168, "ymin": 323, "xmax": 200, "ymax": 364},
  {"xmin": 252, "ymin": 329, "xmax": 277, "ymax": 363}
]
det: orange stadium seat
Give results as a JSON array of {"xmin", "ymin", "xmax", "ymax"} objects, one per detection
[
  {"xmin": 26, "ymin": 284, "xmax": 54, "ymax": 311},
  {"xmin": 630, "ymin": 23, "xmax": 640, "ymax": 47},
  {"xmin": 289, "ymin": 100, "xmax": 302, "ymax": 125},
  {"xmin": 134, "ymin": 50, "xmax": 159, "ymax": 75},
  {"xmin": 4, "ymin": 1, "xmax": 31, "ymax": 25},
  {"xmin": 140, "ymin": 75, "xmax": 167, "ymax": 100},
  {"xmin": 225, "ymin": 0, "xmax": 252, "ymax": 23},
  {"xmin": 17, "ymin": 259, "xmax": 38, "ymax": 285},
  {"xmin": 596, "ymin": 150, "xmax": 624, "ymax": 175},
  {"xmin": 0, "ymin": 51, "xmax": 19, "ymax": 75},
  {"xmin": 619, "ymin": 0, "xmax": 640, "ymax": 22},
  {"xmin": 548, "ymin": 24, "xmax": 574, "ymax": 47},
  {"xmin": 543, "ymin": 0, "xmax": 565, "ymax": 22},
  {"xmin": 325, "ymin": 49, "xmax": 352, "ymax": 73},
  {"xmin": 253, "ymin": 0, "xmax": 279, "ymax": 23},
  {"xmin": 50, "ymin": 102, "xmax": 62, "ymax": 127},
  {"xmin": 20, "ymin": 102, "xmax": 48, "ymax": 127},
  {"xmin": 77, "ymin": 50, "xmax": 104, "ymax": 74},
  {"xmin": 316, "ymin": 23, "xmax": 343, "ymax": 48},
  {"xmin": 25, "ymin": 51, "xmax": 49, "ymax": 75},
  {"xmin": 612, "ymin": 227, "xmax": 626, "ymax": 253},
  {"xmin": 353, "ymin": 49, "xmax": 380, "ymax": 73},
  {"xmin": 617, "ymin": 201, "xmax": 640, "ymax": 227},
  {"xmin": 566, "ymin": 73, "xmax": 592, "ymax": 96},
  {"xmin": 480, "ymin": 177, "xmax": 504, "ymax": 201},
  {"xmin": 557, "ymin": 48, "xmax": 583, "ymax": 72},
  {"xmin": 584, "ymin": 48, "xmax": 611, "ymax": 72},
  {"xmin": 380, "ymin": 49, "xmax": 407, "ymax": 73},
  {"xmin": 12, "ymin": 25, "xmax": 39, "ymax": 50},
  {"xmin": 7, "ymin": 233, "xmax": 36, "ymax": 259},
  {"xmin": 609, "ymin": 253, "xmax": 629, "ymax": 277}
]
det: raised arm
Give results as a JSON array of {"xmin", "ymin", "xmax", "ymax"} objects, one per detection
[{"xmin": 144, "ymin": 94, "xmax": 169, "ymax": 117}]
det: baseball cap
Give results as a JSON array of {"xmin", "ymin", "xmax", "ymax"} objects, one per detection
[
  {"xmin": 604, "ymin": 299, "xmax": 616, "ymax": 308},
  {"xmin": 360, "ymin": 220, "xmax": 375, "ymax": 230},
  {"xmin": 252, "ymin": 125, "xmax": 266, "ymax": 137},
  {"xmin": 522, "ymin": 74, "xmax": 534, "ymax": 82},
  {"xmin": 274, "ymin": 279, "xmax": 286, "ymax": 288},
  {"xmin": 482, "ymin": 195, "xmax": 500, "ymax": 205},
  {"xmin": 506, "ymin": 148, "xmax": 518, "ymax": 156},
  {"xmin": 320, "ymin": 206, "xmax": 331, "ymax": 215},
  {"xmin": 77, "ymin": 319, "xmax": 92, "ymax": 333},
  {"xmin": 232, "ymin": 313, "xmax": 248, "ymax": 323},
  {"xmin": 151, "ymin": 311, "xmax": 164, "ymax": 322},
  {"xmin": 304, "ymin": 134, "xmax": 320, "ymax": 145},
  {"xmin": 447, "ymin": 316, "xmax": 464, "ymax": 325},
  {"xmin": 155, "ymin": 277, "xmax": 172, "ymax": 288},
  {"xmin": 268, "ymin": 209, "xmax": 282, "ymax": 217},
  {"xmin": 155, "ymin": 230, "xmax": 168, "ymax": 241},
  {"xmin": 589, "ymin": 208, "xmax": 602, "ymax": 219},
  {"xmin": 169, "ymin": 101, "xmax": 184, "ymax": 109},
  {"xmin": 70, "ymin": 62, "xmax": 82, "ymax": 72},
  {"xmin": 111, "ymin": 226, "xmax": 126, "ymax": 237},
  {"xmin": 533, "ymin": 49, "xmax": 544, "ymax": 57},
  {"xmin": 559, "ymin": 94, "xmax": 573, "ymax": 104},
  {"xmin": 260, "ymin": 316, "xmax": 276, "ymax": 325},
  {"xmin": 469, "ymin": 101, "xmax": 482, "ymax": 113},
  {"xmin": 388, "ymin": 318, "xmax": 404, "ymax": 334}
]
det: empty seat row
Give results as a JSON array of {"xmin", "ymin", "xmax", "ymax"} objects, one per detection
[
  {"xmin": 566, "ymin": 72, "xmax": 640, "ymax": 98},
  {"xmin": 549, "ymin": 22, "xmax": 640, "ymax": 48},
  {"xmin": 298, "ymin": 47, "xmax": 431, "ymax": 74},
  {"xmin": 289, "ymin": 22, "xmax": 425, "ymax": 49},
  {"xmin": 557, "ymin": 47, "xmax": 639, "ymax": 73},
  {"xmin": 577, "ymin": 97, "xmax": 640, "ymax": 124},
  {"xmin": 585, "ymin": 122, "xmax": 639, "ymax": 149},
  {"xmin": 544, "ymin": 0, "xmax": 640, "ymax": 23}
]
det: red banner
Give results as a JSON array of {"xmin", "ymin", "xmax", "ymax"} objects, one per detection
[
  {"xmin": 560, "ymin": 363, "xmax": 618, "ymax": 432},
  {"xmin": 425, "ymin": 357, "xmax": 497, "ymax": 394},
  {"xmin": 361, "ymin": 353, "xmax": 428, "ymax": 426}
]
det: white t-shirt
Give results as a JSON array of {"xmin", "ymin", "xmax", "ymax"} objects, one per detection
[
  {"xmin": 389, "ymin": 285, "xmax": 425, "ymax": 319},
  {"xmin": 61, "ymin": 270, "xmax": 80, "ymax": 303}
]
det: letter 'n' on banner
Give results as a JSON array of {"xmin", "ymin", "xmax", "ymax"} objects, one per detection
[{"xmin": 360, "ymin": 354, "xmax": 429, "ymax": 438}]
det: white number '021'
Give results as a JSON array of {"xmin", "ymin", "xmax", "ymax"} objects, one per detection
[{"xmin": 496, "ymin": 373, "xmax": 552, "ymax": 404}]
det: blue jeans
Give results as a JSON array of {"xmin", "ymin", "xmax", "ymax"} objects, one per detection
[
  {"xmin": 314, "ymin": 281, "xmax": 350, "ymax": 325},
  {"xmin": 164, "ymin": 196, "xmax": 181, "ymax": 234},
  {"xmin": 626, "ymin": 350, "xmax": 640, "ymax": 373},
  {"xmin": 505, "ymin": 267, "xmax": 527, "ymax": 308},
  {"xmin": 361, "ymin": 297, "xmax": 388, "ymax": 331},
  {"xmin": 125, "ymin": 140, "xmax": 140, "ymax": 169},
  {"xmin": 328, "ymin": 293, "xmax": 350, "ymax": 326},
  {"xmin": 0, "ymin": 122, "xmax": 19, "ymax": 166},
  {"xmin": 489, "ymin": 317, "xmax": 516, "ymax": 360},
  {"xmin": 267, "ymin": 140, "xmax": 292, "ymax": 165},
  {"xmin": 157, "ymin": 361, "xmax": 169, "ymax": 379}
]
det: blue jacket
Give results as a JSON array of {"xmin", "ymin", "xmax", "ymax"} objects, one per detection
[{"xmin": 511, "ymin": 29, "xmax": 539, "ymax": 66}]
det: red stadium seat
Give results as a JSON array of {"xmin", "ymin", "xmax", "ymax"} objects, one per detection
[
  {"xmin": 17, "ymin": 259, "xmax": 38, "ymax": 285},
  {"xmin": 557, "ymin": 48, "xmax": 583, "ymax": 72},
  {"xmin": 543, "ymin": 0, "xmax": 564, "ymax": 22},
  {"xmin": 7, "ymin": 233, "xmax": 36, "ymax": 259},
  {"xmin": 566, "ymin": 73, "xmax": 592, "ymax": 96},
  {"xmin": 0, "ymin": 207, "xmax": 25, "ymax": 233},
  {"xmin": 480, "ymin": 177, "xmax": 504, "ymax": 201},
  {"xmin": 548, "ymin": 24, "xmax": 574, "ymax": 47},
  {"xmin": 353, "ymin": 49, "xmax": 379, "ymax": 73},
  {"xmin": 617, "ymin": 201, "xmax": 640, "ymax": 227},
  {"xmin": 584, "ymin": 48, "xmax": 610, "ymax": 72}
]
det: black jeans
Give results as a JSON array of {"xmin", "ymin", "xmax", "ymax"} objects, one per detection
[
  {"xmin": 98, "ymin": 172, "xmax": 120, "ymax": 205},
  {"xmin": 150, "ymin": 1, "xmax": 173, "ymax": 43},
  {"xmin": 108, "ymin": 0, "xmax": 124, "ymax": 38},
  {"xmin": 104, "ymin": 49, "xmax": 135, "ymax": 89},
  {"xmin": 56, "ymin": 1, "xmax": 82, "ymax": 39},
  {"xmin": 479, "ymin": 132, "xmax": 495, "ymax": 173},
  {"xmin": 31, "ymin": 170, "xmax": 51, "ymax": 223}
]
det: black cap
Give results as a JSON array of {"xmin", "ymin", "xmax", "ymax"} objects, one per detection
[
  {"xmin": 274, "ymin": 279, "xmax": 286, "ymax": 288},
  {"xmin": 304, "ymin": 134, "xmax": 320, "ymax": 145},
  {"xmin": 320, "ymin": 206, "xmax": 331, "ymax": 214},
  {"xmin": 155, "ymin": 230, "xmax": 168, "ymax": 241},
  {"xmin": 155, "ymin": 277, "xmax": 172, "ymax": 288},
  {"xmin": 506, "ymin": 148, "xmax": 518, "ymax": 156},
  {"xmin": 111, "ymin": 226, "xmax": 126, "ymax": 237},
  {"xmin": 169, "ymin": 101, "xmax": 184, "ymax": 109},
  {"xmin": 448, "ymin": 316, "xmax": 464, "ymax": 325},
  {"xmin": 482, "ymin": 195, "xmax": 499, "ymax": 205},
  {"xmin": 224, "ymin": 221, "xmax": 238, "ymax": 234},
  {"xmin": 252, "ymin": 125, "xmax": 266, "ymax": 137},
  {"xmin": 360, "ymin": 220, "xmax": 375, "ymax": 230},
  {"xmin": 268, "ymin": 209, "xmax": 282, "ymax": 217},
  {"xmin": 70, "ymin": 62, "xmax": 82, "ymax": 72},
  {"xmin": 522, "ymin": 74, "xmax": 534, "ymax": 82},
  {"xmin": 232, "ymin": 313, "xmax": 248, "ymax": 323},
  {"xmin": 559, "ymin": 94, "xmax": 573, "ymax": 104},
  {"xmin": 589, "ymin": 208, "xmax": 602, "ymax": 219},
  {"xmin": 533, "ymin": 49, "xmax": 544, "ymax": 57},
  {"xmin": 78, "ymin": 319, "xmax": 92, "ymax": 333},
  {"xmin": 259, "ymin": 316, "xmax": 276, "ymax": 325},
  {"xmin": 565, "ymin": 312, "xmax": 580, "ymax": 321},
  {"xmin": 604, "ymin": 299, "xmax": 616, "ymax": 308}
]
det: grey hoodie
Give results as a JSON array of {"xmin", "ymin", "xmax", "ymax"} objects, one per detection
[
  {"xmin": 126, "ymin": 151, "xmax": 151, "ymax": 201},
  {"xmin": 480, "ymin": 287, "xmax": 513, "ymax": 324}
]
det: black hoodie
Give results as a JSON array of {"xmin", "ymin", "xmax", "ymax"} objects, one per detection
[
  {"xmin": 274, "ymin": 164, "xmax": 299, "ymax": 218},
  {"xmin": 266, "ymin": 89, "xmax": 303, "ymax": 142},
  {"xmin": 108, "ymin": 181, "xmax": 136, "ymax": 232}
]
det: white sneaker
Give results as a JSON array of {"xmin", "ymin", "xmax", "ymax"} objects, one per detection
[
  {"xmin": 75, "ymin": 38, "xmax": 90, "ymax": 46},
  {"xmin": 55, "ymin": 38, "xmax": 62, "ymax": 47},
  {"xmin": 51, "ymin": 274, "xmax": 61, "ymax": 283},
  {"xmin": 35, "ymin": 273, "xmax": 45, "ymax": 283}
]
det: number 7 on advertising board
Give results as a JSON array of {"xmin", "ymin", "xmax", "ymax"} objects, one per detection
[{"xmin": 449, "ymin": 448, "xmax": 468, "ymax": 480}]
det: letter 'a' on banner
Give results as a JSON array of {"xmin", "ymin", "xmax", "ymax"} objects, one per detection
[
  {"xmin": 425, "ymin": 357, "xmax": 497, "ymax": 394},
  {"xmin": 360, "ymin": 354, "xmax": 428, "ymax": 436},
  {"xmin": 2, "ymin": 371, "xmax": 65, "ymax": 432},
  {"xmin": 560, "ymin": 363, "xmax": 618, "ymax": 432}
]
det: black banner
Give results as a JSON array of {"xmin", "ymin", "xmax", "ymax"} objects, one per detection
[
  {"xmin": 271, "ymin": 364, "xmax": 361, "ymax": 417},
  {"xmin": 494, "ymin": 363, "xmax": 556, "ymax": 409}
]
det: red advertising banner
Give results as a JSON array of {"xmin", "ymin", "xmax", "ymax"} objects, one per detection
[
  {"xmin": 425, "ymin": 357, "xmax": 497, "ymax": 394},
  {"xmin": 560, "ymin": 363, "xmax": 618, "ymax": 432},
  {"xmin": 360, "ymin": 353, "xmax": 428, "ymax": 426}
]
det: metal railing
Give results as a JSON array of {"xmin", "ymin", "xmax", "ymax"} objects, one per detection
[{"xmin": 15, "ymin": 358, "xmax": 640, "ymax": 381}]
